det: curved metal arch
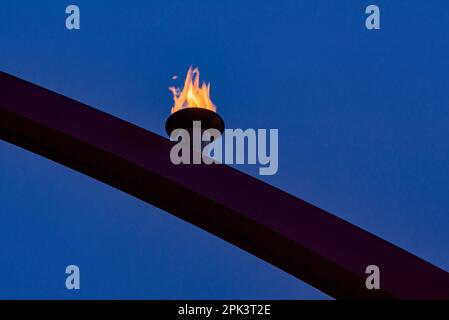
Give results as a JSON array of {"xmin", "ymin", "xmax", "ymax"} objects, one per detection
[{"xmin": 1, "ymin": 71, "xmax": 448, "ymax": 299}]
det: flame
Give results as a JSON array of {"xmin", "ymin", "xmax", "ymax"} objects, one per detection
[{"xmin": 169, "ymin": 67, "xmax": 216, "ymax": 114}]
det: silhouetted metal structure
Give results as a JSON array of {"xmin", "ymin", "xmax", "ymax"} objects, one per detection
[{"xmin": 1, "ymin": 71, "xmax": 448, "ymax": 299}]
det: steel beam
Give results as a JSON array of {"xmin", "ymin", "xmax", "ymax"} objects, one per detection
[{"xmin": 1, "ymin": 71, "xmax": 448, "ymax": 299}]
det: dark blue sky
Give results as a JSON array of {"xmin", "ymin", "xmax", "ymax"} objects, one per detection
[{"xmin": 1, "ymin": 1, "xmax": 449, "ymax": 299}]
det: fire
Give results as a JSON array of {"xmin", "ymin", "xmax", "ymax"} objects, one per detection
[{"xmin": 169, "ymin": 67, "xmax": 216, "ymax": 114}]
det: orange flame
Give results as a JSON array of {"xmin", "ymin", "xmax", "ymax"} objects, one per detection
[{"xmin": 169, "ymin": 67, "xmax": 216, "ymax": 114}]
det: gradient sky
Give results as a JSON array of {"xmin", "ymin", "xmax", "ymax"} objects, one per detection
[{"xmin": 1, "ymin": 0, "xmax": 449, "ymax": 299}]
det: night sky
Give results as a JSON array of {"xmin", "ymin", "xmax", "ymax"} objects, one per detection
[{"xmin": 1, "ymin": 1, "xmax": 449, "ymax": 299}]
